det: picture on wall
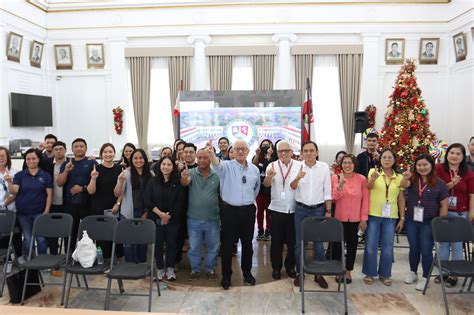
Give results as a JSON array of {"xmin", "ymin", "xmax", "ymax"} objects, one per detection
[
  {"xmin": 30, "ymin": 40, "xmax": 44, "ymax": 68},
  {"xmin": 453, "ymin": 32, "xmax": 467, "ymax": 62},
  {"xmin": 86, "ymin": 43, "xmax": 105, "ymax": 69},
  {"xmin": 419, "ymin": 38, "xmax": 439, "ymax": 64},
  {"xmin": 385, "ymin": 38, "xmax": 405, "ymax": 64},
  {"xmin": 54, "ymin": 44, "xmax": 73, "ymax": 70},
  {"xmin": 6, "ymin": 32, "xmax": 23, "ymax": 62}
]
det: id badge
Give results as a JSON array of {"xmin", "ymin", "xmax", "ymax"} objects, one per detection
[
  {"xmin": 280, "ymin": 191, "xmax": 286, "ymax": 200},
  {"xmin": 414, "ymin": 206, "xmax": 424, "ymax": 222},
  {"xmin": 447, "ymin": 196, "xmax": 457, "ymax": 209},
  {"xmin": 381, "ymin": 202, "xmax": 392, "ymax": 218}
]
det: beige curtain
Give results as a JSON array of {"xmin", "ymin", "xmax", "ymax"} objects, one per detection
[
  {"xmin": 337, "ymin": 54, "xmax": 363, "ymax": 154},
  {"xmin": 168, "ymin": 56, "xmax": 191, "ymax": 138},
  {"xmin": 209, "ymin": 56, "xmax": 233, "ymax": 90},
  {"xmin": 129, "ymin": 57, "xmax": 151, "ymax": 151},
  {"xmin": 252, "ymin": 55, "xmax": 274, "ymax": 90},
  {"xmin": 294, "ymin": 55, "xmax": 314, "ymax": 102}
]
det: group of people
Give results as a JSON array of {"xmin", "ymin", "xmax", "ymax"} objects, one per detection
[{"xmin": 0, "ymin": 133, "xmax": 473, "ymax": 292}]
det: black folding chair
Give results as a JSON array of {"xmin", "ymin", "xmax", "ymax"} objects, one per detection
[
  {"xmin": 21, "ymin": 213, "xmax": 73, "ymax": 305},
  {"xmin": 300, "ymin": 217, "xmax": 347, "ymax": 314},
  {"xmin": 0, "ymin": 209, "xmax": 17, "ymax": 297},
  {"xmin": 104, "ymin": 219, "xmax": 160, "ymax": 312},
  {"xmin": 460, "ymin": 221, "xmax": 474, "ymax": 293},
  {"xmin": 63, "ymin": 215, "xmax": 118, "ymax": 308},
  {"xmin": 422, "ymin": 216, "xmax": 474, "ymax": 315}
]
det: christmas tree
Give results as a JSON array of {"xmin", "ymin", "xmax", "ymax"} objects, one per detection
[{"xmin": 378, "ymin": 59, "xmax": 435, "ymax": 169}]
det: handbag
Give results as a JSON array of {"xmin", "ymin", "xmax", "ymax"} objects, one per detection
[{"xmin": 6, "ymin": 269, "xmax": 41, "ymax": 303}]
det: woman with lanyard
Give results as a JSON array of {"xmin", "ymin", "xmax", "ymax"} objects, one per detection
[
  {"xmin": 435, "ymin": 143, "xmax": 474, "ymax": 287},
  {"xmin": 401, "ymin": 154, "xmax": 448, "ymax": 291},
  {"xmin": 331, "ymin": 154, "xmax": 369, "ymax": 283},
  {"xmin": 114, "ymin": 149, "xmax": 152, "ymax": 263},
  {"xmin": 362, "ymin": 148, "xmax": 405, "ymax": 286}
]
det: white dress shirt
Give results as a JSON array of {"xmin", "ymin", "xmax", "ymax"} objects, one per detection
[
  {"xmin": 266, "ymin": 160, "xmax": 302, "ymax": 214},
  {"xmin": 293, "ymin": 161, "xmax": 332, "ymax": 206}
]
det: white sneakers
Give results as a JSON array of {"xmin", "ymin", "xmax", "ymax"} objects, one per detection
[
  {"xmin": 405, "ymin": 271, "xmax": 418, "ymax": 284},
  {"xmin": 156, "ymin": 269, "xmax": 165, "ymax": 281},
  {"xmin": 416, "ymin": 277, "xmax": 428, "ymax": 291},
  {"xmin": 166, "ymin": 267, "xmax": 176, "ymax": 281}
]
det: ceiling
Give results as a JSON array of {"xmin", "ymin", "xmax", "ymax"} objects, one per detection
[{"xmin": 27, "ymin": 0, "xmax": 451, "ymax": 12}]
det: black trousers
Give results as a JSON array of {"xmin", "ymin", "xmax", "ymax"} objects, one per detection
[
  {"xmin": 220, "ymin": 203, "xmax": 255, "ymax": 280},
  {"xmin": 155, "ymin": 222, "xmax": 179, "ymax": 269},
  {"xmin": 65, "ymin": 201, "xmax": 90, "ymax": 252},
  {"xmin": 269, "ymin": 210, "xmax": 295, "ymax": 271},
  {"xmin": 47, "ymin": 204, "xmax": 65, "ymax": 255},
  {"xmin": 175, "ymin": 213, "xmax": 187, "ymax": 263},
  {"xmin": 332, "ymin": 221, "xmax": 359, "ymax": 271}
]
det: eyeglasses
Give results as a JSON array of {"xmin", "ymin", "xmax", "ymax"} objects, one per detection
[
  {"xmin": 242, "ymin": 175, "xmax": 246, "ymax": 184},
  {"xmin": 277, "ymin": 149, "xmax": 292, "ymax": 154},
  {"xmin": 234, "ymin": 147, "xmax": 247, "ymax": 152}
]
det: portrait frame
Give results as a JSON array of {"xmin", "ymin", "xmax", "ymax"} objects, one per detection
[
  {"xmin": 452, "ymin": 32, "xmax": 467, "ymax": 62},
  {"xmin": 29, "ymin": 40, "xmax": 44, "ymax": 68},
  {"xmin": 54, "ymin": 44, "xmax": 73, "ymax": 70},
  {"xmin": 419, "ymin": 38, "xmax": 439, "ymax": 65},
  {"xmin": 86, "ymin": 43, "xmax": 105, "ymax": 69},
  {"xmin": 385, "ymin": 38, "xmax": 405, "ymax": 65},
  {"xmin": 6, "ymin": 32, "xmax": 23, "ymax": 62}
]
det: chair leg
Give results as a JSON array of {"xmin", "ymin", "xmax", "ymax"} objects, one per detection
[
  {"xmin": 460, "ymin": 277, "xmax": 468, "ymax": 293},
  {"xmin": 118, "ymin": 279, "xmax": 124, "ymax": 294},
  {"xmin": 438, "ymin": 272, "xmax": 450, "ymax": 315},
  {"xmin": 60, "ymin": 270, "xmax": 68, "ymax": 306},
  {"xmin": 75, "ymin": 274, "xmax": 81, "ymax": 287},
  {"xmin": 343, "ymin": 274, "xmax": 348, "ymax": 315},
  {"xmin": 301, "ymin": 272, "xmax": 305, "ymax": 313},
  {"xmin": 0, "ymin": 256, "xmax": 8, "ymax": 297},
  {"xmin": 20, "ymin": 269, "xmax": 29, "ymax": 305},
  {"xmin": 104, "ymin": 278, "xmax": 112, "ymax": 310},
  {"xmin": 468, "ymin": 277, "xmax": 473, "ymax": 292},
  {"xmin": 65, "ymin": 272, "xmax": 74, "ymax": 308},
  {"xmin": 82, "ymin": 275, "xmax": 89, "ymax": 290},
  {"xmin": 38, "ymin": 270, "xmax": 45, "ymax": 287},
  {"xmin": 155, "ymin": 266, "xmax": 161, "ymax": 296},
  {"xmin": 423, "ymin": 262, "xmax": 435, "ymax": 295},
  {"xmin": 148, "ymin": 273, "xmax": 153, "ymax": 312}
]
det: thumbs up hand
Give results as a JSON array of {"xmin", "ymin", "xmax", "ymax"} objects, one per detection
[
  {"xmin": 296, "ymin": 165, "xmax": 306, "ymax": 180},
  {"xmin": 65, "ymin": 160, "xmax": 74, "ymax": 172},
  {"xmin": 90, "ymin": 165, "xmax": 99, "ymax": 179}
]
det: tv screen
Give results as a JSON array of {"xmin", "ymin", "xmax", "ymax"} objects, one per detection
[{"xmin": 10, "ymin": 93, "xmax": 53, "ymax": 127}]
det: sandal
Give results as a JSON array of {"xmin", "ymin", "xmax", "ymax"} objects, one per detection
[
  {"xmin": 363, "ymin": 276, "xmax": 374, "ymax": 285},
  {"xmin": 380, "ymin": 277, "xmax": 392, "ymax": 286}
]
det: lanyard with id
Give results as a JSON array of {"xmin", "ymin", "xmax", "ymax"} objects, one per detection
[
  {"xmin": 277, "ymin": 160, "xmax": 293, "ymax": 200},
  {"xmin": 447, "ymin": 169, "xmax": 458, "ymax": 210},
  {"xmin": 381, "ymin": 174, "xmax": 393, "ymax": 218},
  {"xmin": 414, "ymin": 179, "xmax": 428, "ymax": 222}
]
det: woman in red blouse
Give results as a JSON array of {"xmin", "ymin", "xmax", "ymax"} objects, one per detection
[
  {"xmin": 331, "ymin": 154, "xmax": 369, "ymax": 283},
  {"xmin": 435, "ymin": 143, "xmax": 474, "ymax": 287}
]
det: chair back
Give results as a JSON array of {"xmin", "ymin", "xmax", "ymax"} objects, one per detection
[
  {"xmin": 302, "ymin": 217, "xmax": 343, "ymax": 243},
  {"xmin": 431, "ymin": 216, "xmax": 472, "ymax": 243},
  {"xmin": 32, "ymin": 213, "xmax": 73, "ymax": 238},
  {"xmin": 0, "ymin": 210, "xmax": 16, "ymax": 236},
  {"xmin": 113, "ymin": 219, "xmax": 155, "ymax": 245},
  {"xmin": 78, "ymin": 215, "xmax": 117, "ymax": 242}
]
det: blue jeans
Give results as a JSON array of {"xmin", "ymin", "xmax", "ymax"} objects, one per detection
[
  {"xmin": 187, "ymin": 218, "xmax": 220, "ymax": 273},
  {"xmin": 17, "ymin": 213, "xmax": 47, "ymax": 257},
  {"xmin": 362, "ymin": 215, "xmax": 396, "ymax": 278},
  {"xmin": 405, "ymin": 218, "xmax": 434, "ymax": 278},
  {"xmin": 124, "ymin": 208, "xmax": 148, "ymax": 263},
  {"xmin": 294, "ymin": 203, "xmax": 325, "ymax": 273},
  {"xmin": 439, "ymin": 211, "xmax": 467, "ymax": 261}
]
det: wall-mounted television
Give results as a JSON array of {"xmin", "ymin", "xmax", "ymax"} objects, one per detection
[{"xmin": 10, "ymin": 93, "xmax": 53, "ymax": 127}]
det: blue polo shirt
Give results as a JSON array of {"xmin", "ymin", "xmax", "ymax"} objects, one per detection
[
  {"xmin": 60, "ymin": 157, "xmax": 98, "ymax": 200},
  {"xmin": 13, "ymin": 169, "xmax": 53, "ymax": 215}
]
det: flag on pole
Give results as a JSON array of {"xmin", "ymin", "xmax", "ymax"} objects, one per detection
[
  {"xmin": 302, "ymin": 78, "xmax": 313, "ymax": 143},
  {"xmin": 172, "ymin": 80, "xmax": 184, "ymax": 139}
]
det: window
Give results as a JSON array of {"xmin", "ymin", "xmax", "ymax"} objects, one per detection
[{"xmin": 231, "ymin": 56, "xmax": 253, "ymax": 90}]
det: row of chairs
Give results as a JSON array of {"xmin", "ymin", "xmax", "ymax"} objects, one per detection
[{"xmin": 0, "ymin": 211, "xmax": 160, "ymax": 312}]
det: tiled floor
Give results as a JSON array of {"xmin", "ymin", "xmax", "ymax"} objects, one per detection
[{"xmin": 1, "ymin": 235, "xmax": 473, "ymax": 314}]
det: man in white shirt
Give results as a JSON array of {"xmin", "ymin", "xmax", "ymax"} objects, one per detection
[
  {"xmin": 263, "ymin": 141, "xmax": 300, "ymax": 280},
  {"xmin": 290, "ymin": 141, "xmax": 332, "ymax": 288}
]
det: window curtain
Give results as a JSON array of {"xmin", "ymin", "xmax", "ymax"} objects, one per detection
[
  {"xmin": 252, "ymin": 55, "xmax": 274, "ymax": 90},
  {"xmin": 336, "ymin": 54, "xmax": 363, "ymax": 154},
  {"xmin": 168, "ymin": 56, "xmax": 191, "ymax": 140},
  {"xmin": 128, "ymin": 57, "xmax": 151, "ymax": 152},
  {"xmin": 231, "ymin": 56, "xmax": 253, "ymax": 90},
  {"xmin": 209, "ymin": 55, "xmax": 233, "ymax": 90}
]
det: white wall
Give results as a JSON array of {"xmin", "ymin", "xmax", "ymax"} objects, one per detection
[{"xmin": 0, "ymin": 0, "xmax": 473, "ymax": 157}]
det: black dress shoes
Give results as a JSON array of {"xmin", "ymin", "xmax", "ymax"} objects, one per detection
[
  {"xmin": 286, "ymin": 269, "xmax": 297, "ymax": 279},
  {"xmin": 272, "ymin": 270, "xmax": 281, "ymax": 280},
  {"xmin": 243, "ymin": 273, "xmax": 256, "ymax": 286},
  {"xmin": 221, "ymin": 278, "xmax": 231, "ymax": 290}
]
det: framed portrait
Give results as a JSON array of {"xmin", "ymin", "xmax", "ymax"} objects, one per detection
[
  {"xmin": 453, "ymin": 32, "xmax": 467, "ymax": 62},
  {"xmin": 6, "ymin": 32, "xmax": 23, "ymax": 62},
  {"xmin": 419, "ymin": 38, "xmax": 439, "ymax": 65},
  {"xmin": 86, "ymin": 43, "xmax": 105, "ymax": 69},
  {"xmin": 385, "ymin": 38, "xmax": 405, "ymax": 64},
  {"xmin": 30, "ymin": 40, "xmax": 44, "ymax": 68},
  {"xmin": 54, "ymin": 44, "xmax": 73, "ymax": 70}
]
